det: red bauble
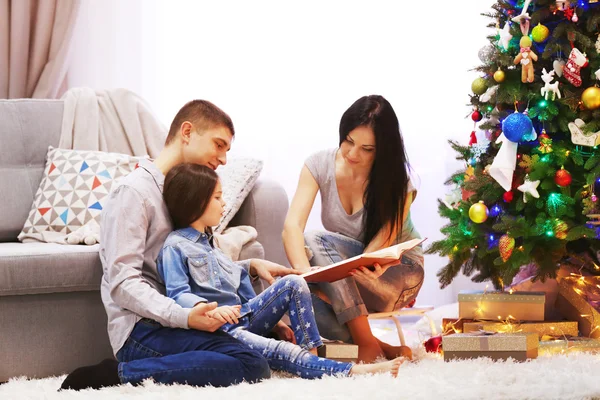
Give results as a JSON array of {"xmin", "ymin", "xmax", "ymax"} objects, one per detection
[
  {"xmin": 554, "ymin": 169, "xmax": 572, "ymax": 187},
  {"xmin": 471, "ymin": 110, "xmax": 483, "ymax": 122},
  {"xmin": 503, "ymin": 191, "xmax": 514, "ymax": 203},
  {"xmin": 424, "ymin": 335, "xmax": 443, "ymax": 353}
]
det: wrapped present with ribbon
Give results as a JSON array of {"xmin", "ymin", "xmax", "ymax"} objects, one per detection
[
  {"xmin": 458, "ymin": 291, "xmax": 545, "ymax": 321},
  {"xmin": 539, "ymin": 335, "xmax": 600, "ymax": 355},
  {"xmin": 463, "ymin": 320, "xmax": 578, "ymax": 339},
  {"xmin": 556, "ymin": 276, "xmax": 600, "ymax": 338},
  {"xmin": 443, "ymin": 332, "xmax": 538, "ymax": 362}
]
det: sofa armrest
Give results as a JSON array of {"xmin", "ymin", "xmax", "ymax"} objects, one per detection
[{"xmin": 229, "ymin": 179, "xmax": 290, "ymax": 267}]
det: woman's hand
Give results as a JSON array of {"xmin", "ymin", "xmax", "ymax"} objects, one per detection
[
  {"xmin": 349, "ymin": 261, "xmax": 395, "ymax": 282},
  {"xmin": 206, "ymin": 305, "xmax": 242, "ymax": 325},
  {"xmin": 272, "ymin": 321, "xmax": 296, "ymax": 343}
]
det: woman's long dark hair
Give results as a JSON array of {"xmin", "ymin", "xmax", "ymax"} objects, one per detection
[
  {"xmin": 163, "ymin": 163, "xmax": 218, "ymax": 230},
  {"xmin": 339, "ymin": 95, "xmax": 410, "ymax": 246}
]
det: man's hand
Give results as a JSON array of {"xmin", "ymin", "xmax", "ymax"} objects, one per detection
[
  {"xmin": 250, "ymin": 259, "xmax": 301, "ymax": 286},
  {"xmin": 349, "ymin": 261, "xmax": 396, "ymax": 282},
  {"xmin": 206, "ymin": 305, "xmax": 242, "ymax": 325},
  {"xmin": 272, "ymin": 321, "xmax": 296, "ymax": 343},
  {"xmin": 187, "ymin": 301, "xmax": 224, "ymax": 332}
]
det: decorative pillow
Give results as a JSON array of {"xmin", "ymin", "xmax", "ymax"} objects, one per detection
[
  {"xmin": 215, "ymin": 157, "xmax": 263, "ymax": 233},
  {"xmin": 18, "ymin": 146, "xmax": 146, "ymax": 243}
]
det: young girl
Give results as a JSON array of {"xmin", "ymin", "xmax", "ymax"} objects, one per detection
[{"xmin": 157, "ymin": 163, "xmax": 404, "ymax": 379}]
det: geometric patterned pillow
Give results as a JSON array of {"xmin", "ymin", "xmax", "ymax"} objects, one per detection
[{"xmin": 18, "ymin": 146, "xmax": 147, "ymax": 242}]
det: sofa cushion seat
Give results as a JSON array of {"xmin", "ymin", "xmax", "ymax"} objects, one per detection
[
  {"xmin": 0, "ymin": 240, "xmax": 266, "ymax": 297},
  {"xmin": 0, "ymin": 242, "xmax": 102, "ymax": 296}
]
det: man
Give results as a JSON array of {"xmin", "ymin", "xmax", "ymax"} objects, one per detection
[{"xmin": 61, "ymin": 100, "xmax": 297, "ymax": 390}]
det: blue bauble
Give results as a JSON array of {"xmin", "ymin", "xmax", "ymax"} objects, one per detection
[{"xmin": 502, "ymin": 113, "xmax": 533, "ymax": 143}]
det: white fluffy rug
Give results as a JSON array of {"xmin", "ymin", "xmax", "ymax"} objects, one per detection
[{"xmin": 3, "ymin": 352, "xmax": 600, "ymax": 400}]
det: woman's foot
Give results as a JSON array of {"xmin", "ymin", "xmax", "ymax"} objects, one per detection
[
  {"xmin": 377, "ymin": 338, "xmax": 413, "ymax": 360},
  {"xmin": 357, "ymin": 343, "xmax": 385, "ymax": 363},
  {"xmin": 350, "ymin": 357, "xmax": 405, "ymax": 377}
]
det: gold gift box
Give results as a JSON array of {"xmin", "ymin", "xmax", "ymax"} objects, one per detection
[
  {"xmin": 443, "ymin": 332, "xmax": 538, "ymax": 362},
  {"xmin": 463, "ymin": 321, "xmax": 578, "ymax": 339},
  {"xmin": 539, "ymin": 337, "xmax": 600, "ymax": 355},
  {"xmin": 458, "ymin": 291, "xmax": 545, "ymax": 321},
  {"xmin": 317, "ymin": 341, "xmax": 358, "ymax": 362},
  {"xmin": 556, "ymin": 278, "xmax": 600, "ymax": 339}
]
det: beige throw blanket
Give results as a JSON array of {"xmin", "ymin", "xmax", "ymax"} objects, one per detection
[{"xmin": 59, "ymin": 87, "xmax": 167, "ymax": 158}]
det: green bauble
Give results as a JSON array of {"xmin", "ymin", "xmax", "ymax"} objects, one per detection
[
  {"xmin": 532, "ymin": 23, "xmax": 549, "ymax": 43},
  {"xmin": 471, "ymin": 77, "xmax": 488, "ymax": 96}
]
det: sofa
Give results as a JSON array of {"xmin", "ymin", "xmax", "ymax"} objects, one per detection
[{"xmin": 0, "ymin": 99, "xmax": 290, "ymax": 381}]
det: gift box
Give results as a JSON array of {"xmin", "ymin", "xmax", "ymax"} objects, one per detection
[
  {"xmin": 458, "ymin": 291, "xmax": 545, "ymax": 321},
  {"xmin": 317, "ymin": 341, "xmax": 358, "ymax": 362},
  {"xmin": 463, "ymin": 321, "xmax": 578, "ymax": 339},
  {"xmin": 556, "ymin": 277, "xmax": 600, "ymax": 339},
  {"xmin": 442, "ymin": 318, "xmax": 476, "ymax": 335},
  {"xmin": 442, "ymin": 332, "xmax": 538, "ymax": 362},
  {"xmin": 539, "ymin": 336, "xmax": 600, "ymax": 355}
]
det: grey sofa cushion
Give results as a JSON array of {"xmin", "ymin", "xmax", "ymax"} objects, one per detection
[
  {"xmin": 0, "ymin": 240, "xmax": 265, "ymax": 297},
  {"xmin": 0, "ymin": 242, "xmax": 102, "ymax": 296},
  {"xmin": 0, "ymin": 100, "xmax": 63, "ymax": 242}
]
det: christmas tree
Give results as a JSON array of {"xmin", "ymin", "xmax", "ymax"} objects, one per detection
[{"xmin": 428, "ymin": 0, "xmax": 600, "ymax": 290}]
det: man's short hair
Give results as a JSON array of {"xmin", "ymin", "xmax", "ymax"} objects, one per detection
[{"xmin": 165, "ymin": 100, "xmax": 235, "ymax": 145}]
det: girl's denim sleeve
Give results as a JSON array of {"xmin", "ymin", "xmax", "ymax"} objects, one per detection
[{"xmin": 158, "ymin": 245, "xmax": 207, "ymax": 308}]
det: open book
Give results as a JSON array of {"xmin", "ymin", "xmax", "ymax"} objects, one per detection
[{"xmin": 301, "ymin": 237, "xmax": 426, "ymax": 283}]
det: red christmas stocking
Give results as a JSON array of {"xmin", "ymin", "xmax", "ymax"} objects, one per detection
[{"xmin": 563, "ymin": 48, "xmax": 588, "ymax": 87}]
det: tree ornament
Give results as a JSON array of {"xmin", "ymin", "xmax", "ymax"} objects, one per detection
[
  {"xmin": 581, "ymin": 86, "xmax": 600, "ymax": 110},
  {"xmin": 478, "ymin": 45, "xmax": 496, "ymax": 63},
  {"xmin": 553, "ymin": 219, "xmax": 568, "ymax": 239},
  {"xmin": 469, "ymin": 130, "xmax": 477, "ymax": 146},
  {"xmin": 503, "ymin": 112, "xmax": 533, "ymax": 142},
  {"xmin": 553, "ymin": 58, "xmax": 566, "ymax": 77},
  {"xmin": 498, "ymin": 22, "xmax": 513, "ymax": 50},
  {"xmin": 469, "ymin": 201, "xmax": 489, "ymax": 224},
  {"xmin": 471, "ymin": 109, "xmax": 483, "ymax": 122},
  {"xmin": 499, "ymin": 234, "xmax": 515, "ymax": 262},
  {"xmin": 541, "ymin": 68, "xmax": 561, "ymax": 101},
  {"xmin": 538, "ymin": 130, "xmax": 553, "ymax": 153},
  {"xmin": 514, "ymin": 36, "xmax": 538, "ymax": 83},
  {"xmin": 518, "ymin": 174, "xmax": 540, "ymax": 203},
  {"xmin": 554, "ymin": 168, "xmax": 572, "ymax": 187},
  {"xmin": 494, "ymin": 69, "xmax": 505, "ymax": 83},
  {"xmin": 568, "ymin": 118, "xmax": 600, "ymax": 147},
  {"xmin": 503, "ymin": 191, "xmax": 514, "ymax": 203},
  {"xmin": 471, "ymin": 77, "xmax": 488, "ymax": 95},
  {"xmin": 564, "ymin": 47, "xmax": 589, "ymax": 87},
  {"xmin": 424, "ymin": 335, "xmax": 443, "ymax": 353},
  {"xmin": 488, "ymin": 204, "xmax": 503, "ymax": 218},
  {"xmin": 532, "ymin": 23, "xmax": 550, "ymax": 43}
]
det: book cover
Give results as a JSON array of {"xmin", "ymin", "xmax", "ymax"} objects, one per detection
[{"xmin": 301, "ymin": 237, "xmax": 426, "ymax": 283}]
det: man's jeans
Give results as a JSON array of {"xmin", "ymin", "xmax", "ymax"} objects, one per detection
[
  {"xmin": 116, "ymin": 318, "xmax": 271, "ymax": 386},
  {"xmin": 305, "ymin": 230, "xmax": 424, "ymax": 343},
  {"xmin": 223, "ymin": 275, "xmax": 353, "ymax": 379}
]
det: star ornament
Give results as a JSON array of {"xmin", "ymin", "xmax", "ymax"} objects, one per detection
[
  {"xmin": 498, "ymin": 22, "xmax": 513, "ymax": 50},
  {"xmin": 517, "ymin": 175, "xmax": 540, "ymax": 203}
]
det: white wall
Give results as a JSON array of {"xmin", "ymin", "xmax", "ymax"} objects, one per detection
[{"xmin": 68, "ymin": 0, "xmax": 494, "ymax": 306}]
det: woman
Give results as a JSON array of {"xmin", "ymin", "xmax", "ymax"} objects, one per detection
[{"xmin": 282, "ymin": 95, "xmax": 424, "ymax": 362}]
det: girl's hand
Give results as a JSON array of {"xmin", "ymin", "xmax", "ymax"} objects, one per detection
[
  {"xmin": 349, "ymin": 261, "xmax": 395, "ymax": 282},
  {"xmin": 206, "ymin": 305, "xmax": 242, "ymax": 325},
  {"xmin": 272, "ymin": 321, "xmax": 296, "ymax": 344}
]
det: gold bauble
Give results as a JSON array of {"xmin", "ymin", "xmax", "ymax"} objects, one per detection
[
  {"xmin": 581, "ymin": 87, "xmax": 600, "ymax": 110},
  {"xmin": 493, "ymin": 69, "xmax": 505, "ymax": 83},
  {"xmin": 469, "ymin": 201, "xmax": 489, "ymax": 224}
]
